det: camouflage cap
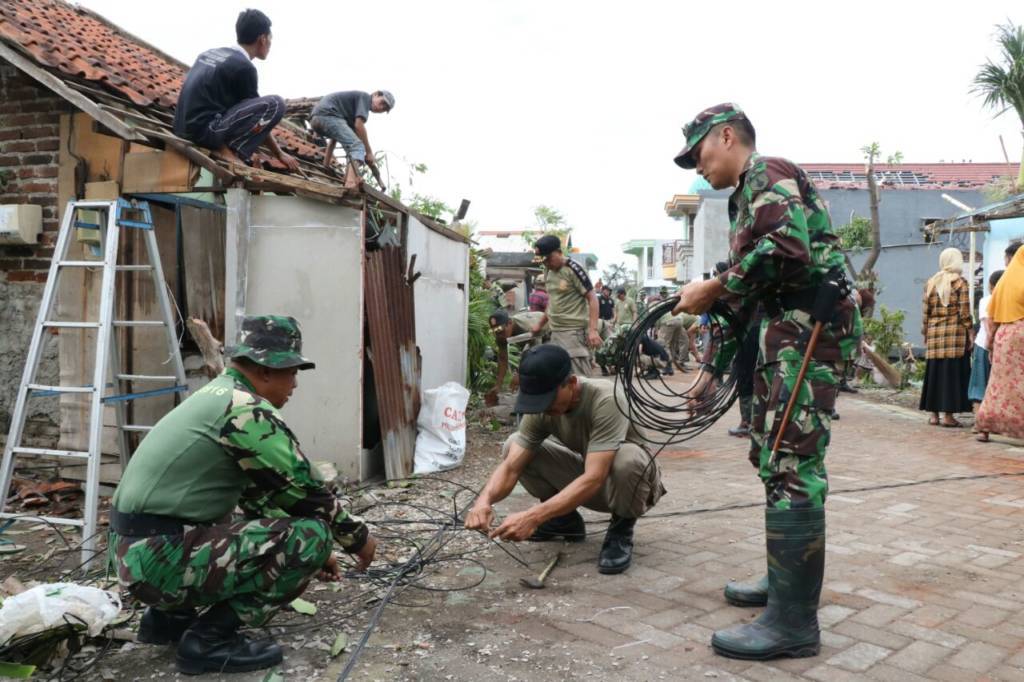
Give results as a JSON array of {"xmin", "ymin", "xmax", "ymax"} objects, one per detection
[
  {"xmin": 225, "ymin": 315, "xmax": 316, "ymax": 370},
  {"xmin": 673, "ymin": 103, "xmax": 748, "ymax": 169}
]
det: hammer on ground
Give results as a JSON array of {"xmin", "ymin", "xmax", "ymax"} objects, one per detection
[{"xmin": 520, "ymin": 551, "xmax": 564, "ymax": 589}]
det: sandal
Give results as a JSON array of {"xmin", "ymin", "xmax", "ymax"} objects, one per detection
[
  {"xmin": 941, "ymin": 419, "xmax": 964, "ymax": 428},
  {"xmin": 976, "ymin": 433, "xmax": 990, "ymax": 442},
  {"xmin": 928, "ymin": 416, "xmax": 939, "ymax": 426}
]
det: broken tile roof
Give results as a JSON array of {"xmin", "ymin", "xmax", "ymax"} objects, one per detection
[
  {"xmin": 0, "ymin": 0, "xmax": 322, "ymax": 165},
  {"xmin": 801, "ymin": 162, "xmax": 1019, "ymax": 190}
]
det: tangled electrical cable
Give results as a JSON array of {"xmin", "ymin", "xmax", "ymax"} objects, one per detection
[{"xmin": 614, "ymin": 296, "xmax": 740, "ymax": 447}]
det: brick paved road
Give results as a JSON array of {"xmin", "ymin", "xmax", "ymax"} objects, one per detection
[{"xmin": 355, "ymin": 394, "xmax": 1024, "ymax": 681}]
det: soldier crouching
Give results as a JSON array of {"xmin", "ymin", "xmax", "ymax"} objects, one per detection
[
  {"xmin": 109, "ymin": 315, "xmax": 378, "ymax": 675},
  {"xmin": 465, "ymin": 344, "xmax": 664, "ymax": 574}
]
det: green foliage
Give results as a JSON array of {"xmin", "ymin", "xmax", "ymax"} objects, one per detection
[
  {"xmin": 886, "ymin": 151, "xmax": 904, "ymax": 165},
  {"xmin": 466, "ymin": 247, "xmax": 498, "ymax": 393},
  {"xmin": 862, "ymin": 305, "xmax": 905, "ymax": 358},
  {"xmin": 0, "ymin": 169, "xmax": 13, "ymax": 191},
  {"xmin": 836, "ymin": 215, "xmax": 873, "ymax": 250},
  {"xmin": 534, "ymin": 205, "xmax": 566, "ymax": 228},
  {"xmin": 408, "ymin": 195, "xmax": 454, "ymax": 222},
  {"xmin": 601, "ymin": 262, "xmax": 630, "ymax": 289},
  {"xmin": 973, "ymin": 21, "xmax": 1024, "ymax": 189},
  {"xmin": 982, "ymin": 175, "xmax": 1017, "ymax": 203}
]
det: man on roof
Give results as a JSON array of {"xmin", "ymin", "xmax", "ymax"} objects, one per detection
[
  {"xmin": 173, "ymin": 9, "xmax": 300, "ymax": 171},
  {"xmin": 109, "ymin": 315, "xmax": 377, "ymax": 675},
  {"xmin": 310, "ymin": 90, "xmax": 395, "ymax": 189}
]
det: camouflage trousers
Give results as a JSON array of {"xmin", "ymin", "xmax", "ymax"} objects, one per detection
[
  {"xmin": 749, "ymin": 346, "xmax": 838, "ymax": 510},
  {"xmin": 109, "ymin": 516, "xmax": 331, "ymax": 626}
]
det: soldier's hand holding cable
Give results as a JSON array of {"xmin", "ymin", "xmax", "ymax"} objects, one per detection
[
  {"xmin": 319, "ymin": 553, "xmax": 343, "ymax": 582},
  {"xmin": 489, "ymin": 510, "xmax": 539, "ymax": 542},
  {"xmin": 674, "ymin": 279, "xmax": 726, "ymax": 315},
  {"xmin": 464, "ymin": 504, "xmax": 495, "ymax": 533},
  {"xmin": 352, "ymin": 534, "xmax": 378, "ymax": 572}
]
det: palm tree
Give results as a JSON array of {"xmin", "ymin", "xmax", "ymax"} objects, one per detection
[{"xmin": 972, "ymin": 21, "xmax": 1024, "ymax": 190}]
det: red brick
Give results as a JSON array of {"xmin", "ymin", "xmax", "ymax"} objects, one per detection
[
  {"xmin": 0, "ymin": 129, "xmax": 22, "ymax": 141},
  {"xmin": 21, "ymin": 125, "xmax": 59, "ymax": 138},
  {"xmin": 20, "ymin": 258, "xmax": 52, "ymax": 271},
  {"xmin": 22, "ymin": 153, "xmax": 55, "ymax": 165},
  {"xmin": 1, "ymin": 140, "xmax": 35, "ymax": 153},
  {"xmin": 6, "ymin": 270, "xmax": 47, "ymax": 282},
  {"xmin": 35, "ymin": 138, "xmax": 59, "ymax": 152},
  {"xmin": 0, "ymin": 258, "xmax": 23, "ymax": 271},
  {"xmin": 7, "ymin": 114, "xmax": 37, "ymax": 127},
  {"xmin": 0, "ymin": 154, "xmax": 19, "ymax": 167}
]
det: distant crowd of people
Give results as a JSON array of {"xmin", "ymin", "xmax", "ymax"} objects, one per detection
[{"xmin": 919, "ymin": 241, "xmax": 1024, "ymax": 442}]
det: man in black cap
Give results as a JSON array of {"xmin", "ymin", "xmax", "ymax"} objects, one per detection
[
  {"xmin": 530, "ymin": 236, "xmax": 601, "ymax": 376},
  {"xmin": 465, "ymin": 345, "xmax": 665, "ymax": 574},
  {"xmin": 485, "ymin": 309, "xmax": 547, "ymax": 405},
  {"xmin": 173, "ymin": 9, "xmax": 300, "ymax": 170}
]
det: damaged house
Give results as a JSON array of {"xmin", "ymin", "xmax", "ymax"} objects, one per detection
[{"xmin": 0, "ymin": 0, "xmax": 470, "ymax": 495}]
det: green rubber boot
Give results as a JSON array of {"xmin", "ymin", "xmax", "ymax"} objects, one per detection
[
  {"xmin": 724, "ymin": 574, "xmax": 768, "ymax": 607},
  {"xmin": 711, "ymin": 507, "xmax": 825, "ymax": 660}
]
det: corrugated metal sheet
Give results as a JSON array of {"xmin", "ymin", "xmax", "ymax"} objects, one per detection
[{"xmin": 365, "ymin": 245, "xmax": 421, "ymax": 480}]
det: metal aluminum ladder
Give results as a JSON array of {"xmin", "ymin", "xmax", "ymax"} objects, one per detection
[{"xmin": 0, "ymin": 198, "xmax": 188, "ymax": 565}]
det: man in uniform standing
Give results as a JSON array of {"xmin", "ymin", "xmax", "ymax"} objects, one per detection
[
  {"xmin": 672, "ymin": 104, "xmax": 860, "ymax": 660},
  {"xmin": 485, "ymin": 308, "xmax": 547, "ymax": 405},
  {"xmin": 530, "ymin": 236, "xmax": 601, "ymax": 376},
  {"xmin": 109, "ymin": 316, "xmax": 377, "ymax": 675},
  {"xmin": 613, "ymin": 287, "xmax": 637, "ymax": 328},
  {"xmin": 465, "ymin": 345, "xmax": 664, "ymax": 574}
]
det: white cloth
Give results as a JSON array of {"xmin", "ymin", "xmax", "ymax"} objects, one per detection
[{"xmin": 977, "ymin": 294, "xmax": 993, "ymax": 349}]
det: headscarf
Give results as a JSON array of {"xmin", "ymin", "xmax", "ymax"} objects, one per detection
[
  {"xmin": 925, "ymin": 248, "xmax": 963, "ymax": 307},
  {"xmin": 988, "ymin": 243, "xmax": 1024, "ymax": 324}
]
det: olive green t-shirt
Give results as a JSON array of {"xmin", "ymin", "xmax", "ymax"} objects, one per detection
[
  {"xmin": 511, "ymin": 310, "xmax": 546, "ymax": 335},
  {"xmin": 544, "ymin": 259, "xmax": 593, "ymax": 331},
  {"xmin": 614, "ymin": 298, "xmax": 637, "ymax": 326},
  {"xmin": 512, "ymin": 378, "xmax": 643, "ymax": 455}
]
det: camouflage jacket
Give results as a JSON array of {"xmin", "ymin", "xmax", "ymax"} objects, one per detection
[
  {"xmin": 113, "ymin": 368, "xmax": 369, "ymax": 552},
  {"xmin": 707, "ymin": 153, "xmax": 860, "ymax": 372}
]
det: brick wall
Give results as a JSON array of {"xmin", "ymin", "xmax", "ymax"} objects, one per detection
[{"xmin": 0, "ymin": 61, "xmax": 71, "ymax": 444}]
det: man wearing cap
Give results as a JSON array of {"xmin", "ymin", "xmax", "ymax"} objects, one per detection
[
  {"xmin": 671, "ymin": 104, "xmax": 860, "ymax": 660},
  {"xmin": 310, "ymin": 90, "xmax": 395, "ymax": 188},
  {"xmin": 109, "ymin": 315, "xmax": 378, "ymax": 675},
  {"xmin": 485, "ymin": 309, "xmax": 547, "ymax": 405},
  {"xmin": 173, "ymin": 9, "xmax": 300, "ymax": 171},
  {"xmin": 612, "ymin": 287, "xmax": 637, "ymax": 328},
  {"xmin": 530, "ymin": 236, "xmax": 602, "ymax": 376},
  {"xmin": 465, "ymin": 345, "xmax": 664, "ymax": 574}
]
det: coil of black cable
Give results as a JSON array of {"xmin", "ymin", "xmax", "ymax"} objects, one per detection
[{"xmin": 613, "ymin": 296, "xmax": 739, "ymax": 448}]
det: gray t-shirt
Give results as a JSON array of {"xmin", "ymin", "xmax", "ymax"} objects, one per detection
[
  {"xmin": 512, "ymin": 378, "xmax": 643, "ymax": 455},
  {"xmin": 312, "ymin": 91, "xmax": 371, "ymax": 128}
]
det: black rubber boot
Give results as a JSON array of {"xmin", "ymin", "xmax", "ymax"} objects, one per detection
[
  {"xmin": 711, "ymin": 507, "xmax": 825, "ymax": 660},
  {"xmin": 176, "ymin": 603, "xmax": 283, "ymax": 675},
  {"xmin": 723, "ymin": 574, "xmax": 768, "ymax": 607},
  {"xmin": 529, "ymin": 510, "xmax": 586, "ymax": 543},
  {"xmin": 137, "ymin": 607, "xmax": 197, "ymax": 645},
  {"xmin": 598, "ymin": 515, "xmax": 636, "ymax": 575}
]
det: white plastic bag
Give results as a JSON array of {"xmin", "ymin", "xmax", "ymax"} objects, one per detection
[
  {"xmin": 414, "ymin": 382, "xmax": 471, "ymax": 474},
  {"xmin": 0, "ymin": 583, "xmax": 121, "ymax": 642}
]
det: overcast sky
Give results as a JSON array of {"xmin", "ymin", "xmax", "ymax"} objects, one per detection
[{"xmin": 87, "ymin": 0, "xmax": 1021, "ymax": 273}]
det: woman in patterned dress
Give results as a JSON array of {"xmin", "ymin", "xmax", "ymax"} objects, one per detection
[{"xmin": 977, "ymin": 243, "xmax": 1024, "ymax": 440}]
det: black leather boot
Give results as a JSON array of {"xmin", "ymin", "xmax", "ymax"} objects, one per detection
[
  {"xmin": 529, "ymin": 510, "xmax": 586, "ymax": 543},
  {"xmin": 176, "ymin": 603, "xmax": 283, "ymax": 675},
  {"xmin": 712, "ymin": 507, "xmax": 825, "ymax": 660},
  {"xmin": 138, "ymin": 607, "xmax": 197, "ymax": 645},
  {"xmin": 723, "ymin": 574, "xmax": 768, "ymax": 607},
  {"xmin": 598, "ymin": 515, "xmax": 636, "ymax": 574}
]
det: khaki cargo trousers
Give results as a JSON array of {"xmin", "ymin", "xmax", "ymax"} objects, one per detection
[{"xmin": 503, "ymin": 435, "xmax": 666, "ymax": 518}]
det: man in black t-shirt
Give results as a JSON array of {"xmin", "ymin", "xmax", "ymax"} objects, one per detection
[
  {"xmin": 310, "ymin": 90, "xmax": 395, "ymax": 188},
  {"xmin": 598, "ymin": 285, "xmax": 615, "ymax": 321},
  {"xmin": 173, "ymin": 10, "xmax": 299, "ymax": 171}
]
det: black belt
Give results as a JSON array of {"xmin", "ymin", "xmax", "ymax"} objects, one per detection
[{"xmin": 110, "ymin": 508, "xmax": 190, "ymax": 536}]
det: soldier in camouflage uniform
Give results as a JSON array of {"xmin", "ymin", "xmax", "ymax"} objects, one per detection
[
  {"xmin": 109, "ymin": 315, "xmax": 378, "ymax": 675},
  {"xmin": 672, "ymin": 104, "xmax": 861, "ymax": 660}
]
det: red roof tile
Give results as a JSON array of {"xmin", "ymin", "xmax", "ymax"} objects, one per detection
[
  {"xmin": 800, "ymin": 162, "xmax": 1019, "ymax": 190},
  {"xmin": 0, "ymin": 0, "xmax": 322, "ymax": 162}
]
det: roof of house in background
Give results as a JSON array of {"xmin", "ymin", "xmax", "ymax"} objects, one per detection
[{"xmin": 800, "ymin": 162, "xmax": 1019, "ymax": 190}]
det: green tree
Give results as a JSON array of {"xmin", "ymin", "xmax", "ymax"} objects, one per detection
[
  {"xmin": 601, "ymin": 262, "xmax": 630, "ymax": 289},
  {"xmin": 972, "ymin": 21, "xmax": 1024, "ymax": 190},
  {"xmin": 836, "ymin": 215, "xmax": 873, "ymax": 250},
  {"xmin": 522, "ymin": 205, "xmax": 572, "ymax": 248}
]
